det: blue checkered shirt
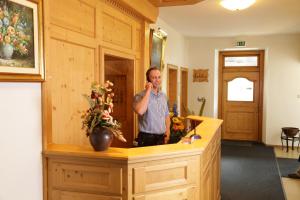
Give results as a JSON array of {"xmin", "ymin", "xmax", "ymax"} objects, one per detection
[{"xmin": 134, "ymin": 90, "xmax": 169, "ymax": 134}]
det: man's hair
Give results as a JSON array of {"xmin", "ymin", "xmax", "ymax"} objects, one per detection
[{"xmin": 146, "ymin": 66, "xmax": 160, "ymax": 82}]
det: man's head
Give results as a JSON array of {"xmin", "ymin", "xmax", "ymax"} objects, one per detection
[{"xmin": 146, "ymin": 67, "xmax": 161, "ymax": 89}]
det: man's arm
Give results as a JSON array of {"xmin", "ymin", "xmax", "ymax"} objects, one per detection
[
  {"xmin": 164, "ymin": 115, "xmax": 170, "ymax": 144},
  {"xmin": 133, "ymin": 83, "xmax": 152, "ymax": 115}
]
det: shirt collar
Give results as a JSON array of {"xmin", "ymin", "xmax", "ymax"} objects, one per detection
[{"xmin": 151, "ymin": 89, "xmax": 161, "ymax": 97}]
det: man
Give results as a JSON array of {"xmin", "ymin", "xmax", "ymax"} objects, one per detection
[{"xmin": 133, "ymin": 67, "xmax": 170, "ymax": 147}]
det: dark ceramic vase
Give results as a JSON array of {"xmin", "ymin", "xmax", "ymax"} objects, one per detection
[{"xmin": 89, "ymin": 126, "xmax": 113, "ymax": 151}]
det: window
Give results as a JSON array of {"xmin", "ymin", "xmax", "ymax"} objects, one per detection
[
  {"xmin": 224, "ymin": 56, "xmax": 258, "ymax": 67},
  {"xmin": 227, "ymin": 78, "xmax": 254, "ymax": 101}
]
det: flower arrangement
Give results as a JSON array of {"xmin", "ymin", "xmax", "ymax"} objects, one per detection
[
  {"xmin": 0, "ymin": 0, "xmax": 33, "ymax": 57},
  {"xmin": 169, "ymin": 104, "xmax": 186, "ymax": 143},
  {"xmin": 81, "ymin": 81, "xmax": 126, "ymax": 142}
]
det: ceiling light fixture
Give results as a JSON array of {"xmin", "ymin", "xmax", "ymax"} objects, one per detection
[{"xmin": 220, "ymin": 0, "xmax": 256, "ymax": 11}]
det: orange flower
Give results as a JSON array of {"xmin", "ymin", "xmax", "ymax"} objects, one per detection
[
  {"xmin": 7, "ymin": 26, "xmax": 15, "ymax": 35},
  {"xmin": 12, "ymin": 13, "xmax": 19, "ymax": 25}
]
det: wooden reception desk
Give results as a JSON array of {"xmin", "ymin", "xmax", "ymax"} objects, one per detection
[{"xmin": 43, "ymin": 116, "xmax": 223, "ymax": 200}]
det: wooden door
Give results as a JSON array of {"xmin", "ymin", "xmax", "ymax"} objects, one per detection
[
  {"xmin": 219, "ymin": 50, "xmax": 264, "ymax": 141},
  {"xmin": 105, "ymin": 57, "xmax": 134, "ymax": 148},
  {"xmin": 180, "ymin": 68, "xmax": 188, "ymax": 117},
  {"xmin": 167, "ymin": 64, "xmax": 178, "ymax": 111}
]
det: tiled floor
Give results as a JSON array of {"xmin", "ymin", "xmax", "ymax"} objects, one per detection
[
  {"xmin": 274, "ymin": 146, "xmax": 300, "ymax": 200},
  {"xmin": 274, "ymin": 146, "xmax": 299, "ymax": 159}
]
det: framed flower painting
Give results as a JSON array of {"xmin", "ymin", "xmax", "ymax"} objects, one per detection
[{"xmin": 0, "ymin": 0, "xmax": 43, "ymax": 81}]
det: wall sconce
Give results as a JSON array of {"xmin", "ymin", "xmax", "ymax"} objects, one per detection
[{"xmin": 153, "ymin": 27, "xmax": 168, "ymax": 38}]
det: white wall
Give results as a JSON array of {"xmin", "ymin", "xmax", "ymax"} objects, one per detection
[
  {"xmin": 152, "ymin": 18, "xmax": 189, "ymax": 113},
  {"xmin": 0, "ymin": 83, "xmax": 43, "ymax": 200},
  {"xmin": 187, "ymin": 33, "xmax": 300, "ymax": 145}
]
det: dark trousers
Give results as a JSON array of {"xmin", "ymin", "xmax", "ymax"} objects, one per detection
[{"xmin": 138, "ymin": 132, "xmax": 165, "ymax": 147}]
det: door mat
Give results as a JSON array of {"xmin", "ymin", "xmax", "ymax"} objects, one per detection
[{"xmin": 276, "ymin": 157, "xmax": 300, "ymax": 177}]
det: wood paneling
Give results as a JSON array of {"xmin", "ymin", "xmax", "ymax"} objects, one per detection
[
  {"xmin": 45, "ymin": 117, "xmax": 222, "ymax": 200},
  {"xmin": 136, "ymin": 29, "xmax": 142, "ymax": 52},
  {"xmin": 52, "ymin": 190, "xmax": 122, "ymax": 200},
  {"xmin": 49, "ymin": 0, "xmax": 96, "ymax": 37},
  {"xmin": 133, "ymin": 159, "xmax": 196, "ymax": 194},
  {"xmin": 199, "ymin": 128, "xmax": 221, "ymax": 200},
  {"xmin": 42, "ymin": 1, "xmax": 222, "ymax": 200},
  {"xmin": 50, "ymin": 38, "xmax": 95, "ymax": 146},
  {"xmin": 50, "ymin": 160, "xmax": 122, "ymax": 194},
  {"xmin": 43, "ymin": 0, "xmax": 149, "ymax": 147},
  {"xmin": 134, "ymin": 187, "xmax": 195, "ymax": 200},
  {"xmin": 102, "ymin": 12, "xmax": 132, "ymax": 49}
]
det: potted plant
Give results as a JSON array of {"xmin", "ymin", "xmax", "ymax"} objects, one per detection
[
  {"xmin": 169, "ymin": 104, "xmax": 187, "ymax": 144},
  {"xmin": 81, "ymin": 81, "xmax": 126, "ymax": 151}
]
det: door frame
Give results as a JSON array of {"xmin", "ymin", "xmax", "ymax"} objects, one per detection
[
  {"xmin": 167, "ymin": 64, "xmax": 178, "ymax": 109},
  {"xmin": 180, "ymin": 66, "xmax": 189, "ymax": 116},
  {"xmin": 101, "ymin": 47, "xmax": 136, "ymax": 145},
  {"xmin": 218, "ymin": 50, "xmax": 265, "ymax": 142}
]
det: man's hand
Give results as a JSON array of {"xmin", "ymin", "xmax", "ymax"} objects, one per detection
[
  {"xmin": 164, "ymin": 134, "xmax": 170, "ymax": 144},
  {"xmin": 133, "ymin": 83, "xmax": 152, "ymax": 116},
  {"xmin": 145, "ymin": 82, "xmax": 153, "ymax": 92},
  {"xmin": 164, "ymin": 129, "xmax": 170, "ymax": 144},
  {"xmin": 164, "ymin": 116, "xmax": 171, "ymax": 144}
]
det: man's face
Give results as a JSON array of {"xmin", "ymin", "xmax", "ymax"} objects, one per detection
[{"xmin": 149, "ymin": 69, "xmax": 161, "ymax": 89}]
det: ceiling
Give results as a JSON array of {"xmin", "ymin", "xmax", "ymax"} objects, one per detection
[{"xmin": 158, "ymin": 0, "xmax": 300, "ymax": 37}]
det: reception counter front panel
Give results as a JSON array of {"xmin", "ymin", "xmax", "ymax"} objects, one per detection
[{"xmin": 44, "ymin": 116, "xmax": 222, "ymax": 200}]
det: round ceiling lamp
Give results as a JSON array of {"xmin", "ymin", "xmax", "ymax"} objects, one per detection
[{"xmin": 220, "ymin": 0, "xmax": 256, "ymax": 11}]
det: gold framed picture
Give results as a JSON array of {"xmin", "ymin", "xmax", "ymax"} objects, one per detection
[
  {"xmin": 149, "ymin": 28, "xmax": 166, "ymax": 71},
  {"xmin": 0, "ymin": 0, "xmax": 44, "ymax": 81}
]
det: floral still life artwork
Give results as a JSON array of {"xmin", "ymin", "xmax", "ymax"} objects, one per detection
[
  {"xmin": 81, "ymin": 81, "xmax": 127, "ymax": 143},
  {"xmin": 0, "ymin": 0, "xmax": 40, "ymax": 76}
]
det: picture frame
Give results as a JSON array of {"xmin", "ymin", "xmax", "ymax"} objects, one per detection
[
  {"xmin": 0, "ymin": 0, "xmax": 44, "ymax": 82},
  {"xmin": 149, "ymin": 28, "xmax": 166, "ymax": 71},
  {"xmin": 193, "ymin": 69, "xmax": 209, "ymax": 82}
]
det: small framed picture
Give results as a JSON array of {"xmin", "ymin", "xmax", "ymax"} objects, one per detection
[{"xmin": 0, "ymin": 0, "xmax": 44, "ymax": 81}]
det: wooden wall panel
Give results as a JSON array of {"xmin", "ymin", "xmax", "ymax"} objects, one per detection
[
  {"xmin": 49, "ymin": 0, "xmax": 96, "ymax": 37},
  {"xmin": 43, "ymin": 0, "xmax": 149, "ymax": 147},
  {"xmin": 52, "ymin": 190, "xmax": 122, "ymax": 200},
  {"xmin": 133, "ymin": 159, "xmax": 197, "ymax": 194},
  {"xmin": 136, "ymin": 28, "xmax": 142, "ymax": 52},
  {"xmin": 49, "ymin": 39, "xmax": 95, "ymax": 145},
  {"xmin": 102, "ymin": 13, "xmax": 132, "ymax": 49},
  {"xmin": 134, "ymin": 187, "xmax": 195, "ymax": 200},
  {"xmin": 50, "ymin": 160, "xmax": 122, "ymax": 194}
]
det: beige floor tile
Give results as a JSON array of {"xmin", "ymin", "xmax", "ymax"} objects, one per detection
[
  {"xmin": 274, "ymin": 146, "xmax": 300, "ymax": 199},
  {"xmin": 282, "ymin": 177, "xmax": 300, "ymax": 200},
  {"xmin": 274, "ymin": 146, "xmax": 299, "ymax": 159}
]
